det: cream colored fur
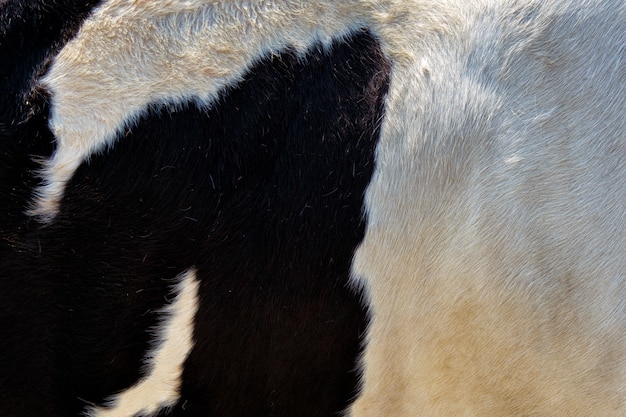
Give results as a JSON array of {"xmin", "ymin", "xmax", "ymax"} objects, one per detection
[
  {"xmin": 33, "ymin": 0, "xmax": 369, "ymax": 220},
  {"xmin": 350, "ymin": 0, "xmax": 626, "ymax": 415},
  {"xmin": 85, "ymin": 268, "xmax": 200, "ymax": 417},
  {"xmin": 36, "ymin": 0, "xmax": 625, "ymax": 415}
]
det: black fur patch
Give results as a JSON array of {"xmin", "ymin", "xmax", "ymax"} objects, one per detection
[{"xmin": 0, "ymin": 9, "xmax": 390, "ymax": 415}]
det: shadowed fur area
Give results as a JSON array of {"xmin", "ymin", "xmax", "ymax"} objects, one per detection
[{"xmin": 0, "ymin": 2, "xmax": 391, "ymax": 413}]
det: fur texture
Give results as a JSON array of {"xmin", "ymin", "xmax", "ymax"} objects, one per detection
[
  {"xmin": 0, "ymin": 1, "xmax": 389, "ymax": 415},
  {"xmin": 88, "ymin": 268, "xmax": 200, "ymax": 417},
  {"xmin": 31, "ymin": 0, "xmax": 370, "ymax": 220},
  {"xmin": 351, "ymin": 0, "xmax": 626, "ymax": 415},
  {"xmin": 1, "ymin": 0, "xmax": 624, "ymax": 416}
]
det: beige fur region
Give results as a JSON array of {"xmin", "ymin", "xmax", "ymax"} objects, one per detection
[
  {"xmin": 349, "ymin": 0, "xmax": 626, "ymax": 415},
  {"xmin": 86, "ymin": 268, "xmax": 200, "ymax": 417}
]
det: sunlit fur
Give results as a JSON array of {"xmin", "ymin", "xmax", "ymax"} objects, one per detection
[
  {"xmin": 351, "ymin": 0, "xmax": 626, "ymax": 415},
  {"xmin": 32, "ymin": 0, "xmax": 368, "ymax": 220}
]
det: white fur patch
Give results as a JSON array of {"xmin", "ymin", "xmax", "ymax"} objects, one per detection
[
  {"xmin": 86, "ymin": 268, "xmax": 200, "ymax": 417},
  {"xmin": 348, "ymin": 0, "xmax": 626, "ymax": 416},
  {"xmin": 31, "ymin": 0, "xmax": 373, "ymax": 221}
]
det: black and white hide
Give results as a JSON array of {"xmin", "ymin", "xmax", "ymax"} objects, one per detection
[
  {"xmin": 0, "ymin": 1, "xmax": 624, "ymax": 416},
  {"xmin": 0, "ymin": 1, "xmax": 388, "ymax": 415}
]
